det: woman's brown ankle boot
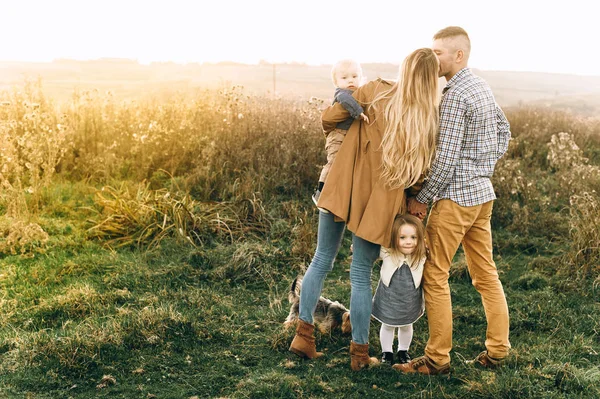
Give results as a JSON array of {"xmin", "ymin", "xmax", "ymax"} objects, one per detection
[
  {"xmin": 350, "ymin": 341, "xmax": 380, "ymax": 371},
  {"xmin": 289, "ymin": 320, "xmax": 323, "ymax": 359}
]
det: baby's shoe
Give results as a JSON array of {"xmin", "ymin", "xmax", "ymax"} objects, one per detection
[
  {"xmin": 397, "ymin": 350, "xmax": 411, "ymax": 364},
  {"xmin": 381, "ymin": 352, "xmax": 394, "ymax": 366}
]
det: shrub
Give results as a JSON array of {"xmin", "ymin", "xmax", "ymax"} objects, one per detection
[
  {"xmin": 0, "ymin": 80, "xmax": 68, "ymax": 218},
  {"xmin": 567, "ymin": 192, "xmax": 600, "ymax": 280},
  {"xmin": 0, "ymin": 216, "xmax": 49, "ymax": 255},
  {"xmin": 546, "ymin": 133, "xmax": 600, "ymax": 280},
  {"xmin": 87, "ymin": 182, "xmax": 202, "ymax": 249},
  {"xmin": 87, "ymin": 182, "xmax": 274, "ymax": 250}
]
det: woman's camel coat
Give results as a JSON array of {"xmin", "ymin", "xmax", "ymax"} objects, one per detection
[{"xmin": 317, "ymin": 78, "xmax": 423, "ymax": 248}]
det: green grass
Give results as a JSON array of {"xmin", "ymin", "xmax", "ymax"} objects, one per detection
[
  {"xmin": 0, "ymin": 188, "xmax": 598, "ymax": 398},
  {"xmin": 1, "ymin": 85, "xmax": 599, "ymax": 397}
]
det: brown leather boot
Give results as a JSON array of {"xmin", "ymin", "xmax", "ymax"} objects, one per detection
[
  {"xmin": 349, "ymin": 341, "xmax": 380, "ymax": 371},
  {"xmin": 289, "ymin": 320, "xmax": 323, "ymax": 359}
]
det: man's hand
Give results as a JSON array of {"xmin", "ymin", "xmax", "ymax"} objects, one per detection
[{"xmin": 408, "ymin": 197, "xmax": 427, "ymax": 220}]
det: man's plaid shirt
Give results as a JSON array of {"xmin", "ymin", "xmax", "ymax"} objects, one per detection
[{"xmin": 416, "ymin": 68, "xmax": 511, "ymax": 207}]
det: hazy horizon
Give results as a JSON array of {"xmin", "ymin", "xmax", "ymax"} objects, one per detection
[
  {"xmin": 3, "ymin": 0, "xmax": 597, "ymax": 76},
  {"xmin": 3, "ymin": 58, "xmax": 599, "ymax": 79}
]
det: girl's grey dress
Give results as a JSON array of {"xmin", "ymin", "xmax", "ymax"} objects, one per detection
[{"xmin": 372, "ymin": 260, "xmax": 424, "ymax": 327}]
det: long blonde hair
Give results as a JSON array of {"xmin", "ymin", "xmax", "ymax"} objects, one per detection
[{"xmin": 371, "ymin": 48, "xmax": 439, "ymax": 189}]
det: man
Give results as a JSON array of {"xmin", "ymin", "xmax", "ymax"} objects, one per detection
[{"xmin": 397, "ymin": 26, "xmax": 512, "ymax": 375}]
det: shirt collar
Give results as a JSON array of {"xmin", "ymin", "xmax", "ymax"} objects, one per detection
[
  {"xmin": 442, "ymin": 67, "xmax": 471, "ymax": 94},
  {"xmin": 393, "ymin": 252, "xmax": 411, "ymax": 265}
]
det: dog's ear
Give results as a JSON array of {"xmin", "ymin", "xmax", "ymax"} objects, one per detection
[{"xmin": 341, "ymin": 312, "xmax": 352, "ymax": 334}]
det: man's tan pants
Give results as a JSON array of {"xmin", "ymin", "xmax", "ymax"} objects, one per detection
[{"xmin": 423, "ymin": 199, "xmax": 510, "ymax": 366}]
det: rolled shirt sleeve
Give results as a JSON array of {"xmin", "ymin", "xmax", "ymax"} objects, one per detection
[{"xmin": 495, "ymin": 104, "xmax": 511, "ymax": 160}]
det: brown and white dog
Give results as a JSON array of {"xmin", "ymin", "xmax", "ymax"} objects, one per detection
[{"xmin": 283, "ymin": 278, "xmax": 351, "ymax": 334}]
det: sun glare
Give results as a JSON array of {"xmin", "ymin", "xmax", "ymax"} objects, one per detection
[{"xmin": 1, "ymin": 0, "xmax": 596, "ymax": 75}]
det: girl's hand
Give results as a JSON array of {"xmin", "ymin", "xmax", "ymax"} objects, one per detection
[{"xmin": 360, "ymin": 113, "xmax": 369, "ymax": 123}]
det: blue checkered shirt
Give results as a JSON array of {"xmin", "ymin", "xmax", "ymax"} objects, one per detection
[{"xmin": 416, "ymin": 68, "xmax": 511, "ymax": 207}]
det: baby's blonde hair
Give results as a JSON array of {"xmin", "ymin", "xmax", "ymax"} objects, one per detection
[
  {"xmin": 331, "ymin": 59, "xmax": 363, "ymax": 87},
  {"xmin": 388, "ymin": 214, "xmax": 427, "ymax": 268},
  {"xmin": 370, "ymin": 48, "xmax": 439, "ymax": 189}
]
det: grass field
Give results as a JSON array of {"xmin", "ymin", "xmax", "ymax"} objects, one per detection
[{"xmin": 0, "ymin": 81, "xmax": 598, "ymax": 398}]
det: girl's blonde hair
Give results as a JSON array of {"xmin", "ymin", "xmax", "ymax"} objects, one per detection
[
  {"xmin": 371, "ymin": 48, "xmax": 439, "ymax": 189},
  {"xmin": 388, "ymin": 214, "xmax": 427, "ymax": 268}
]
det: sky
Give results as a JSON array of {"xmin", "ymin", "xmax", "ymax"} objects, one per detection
[{"xmin": 2, "ymin": 0, "xmax": 596, "ymax": 76}]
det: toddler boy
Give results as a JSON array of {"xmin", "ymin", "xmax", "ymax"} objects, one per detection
[{"xmin": 313, "ymin": 59, "xmax": 368, "ymax": 211}]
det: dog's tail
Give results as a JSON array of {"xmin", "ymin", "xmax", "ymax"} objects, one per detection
[{"xmin": 288, "ymin": 277, "xmax": 301, "ymax": 303}]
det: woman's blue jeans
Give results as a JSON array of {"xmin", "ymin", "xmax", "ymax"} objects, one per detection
[{"xmin": 299, "ymin": 211, "xmax": 380, "ymax": 344}]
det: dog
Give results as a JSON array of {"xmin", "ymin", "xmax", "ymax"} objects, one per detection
[{"xmin": 283, "ymin": 278, "xmax": 351, "ymax": 334}]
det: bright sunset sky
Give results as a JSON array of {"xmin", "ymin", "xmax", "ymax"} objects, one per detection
[{"xmin": 2, "ymin": 0, "xmax": 596, "ymax": 76}]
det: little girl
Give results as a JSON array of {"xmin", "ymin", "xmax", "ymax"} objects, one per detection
[{"xmin": 372, "ymin": 214, "xmax": 427, "ymax": 366}]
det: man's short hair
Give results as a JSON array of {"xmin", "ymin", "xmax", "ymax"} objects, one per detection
[{"xmin": 433, "ymin": 26, "xmax": 471, "ymax": 52}]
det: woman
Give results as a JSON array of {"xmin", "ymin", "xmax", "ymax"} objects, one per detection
[{"xmin": 289, "ymin": 48, "xmax": 440, "ymax": 371}]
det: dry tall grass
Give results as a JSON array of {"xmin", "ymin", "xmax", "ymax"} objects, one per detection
[
  {"xmin": 61, "ymin": 85, "xmax": 324, "ymax": 202},
  {"xmin": 1, "ymin": 82, "xmax": 599, "ymax": 282},
  {"xmin": 546, "ymin": 132, "xmax": 600, "ymax": 280},
  {"xmin": 0, "ymin": 80, "xmax": 68, "ymax": 253}
]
